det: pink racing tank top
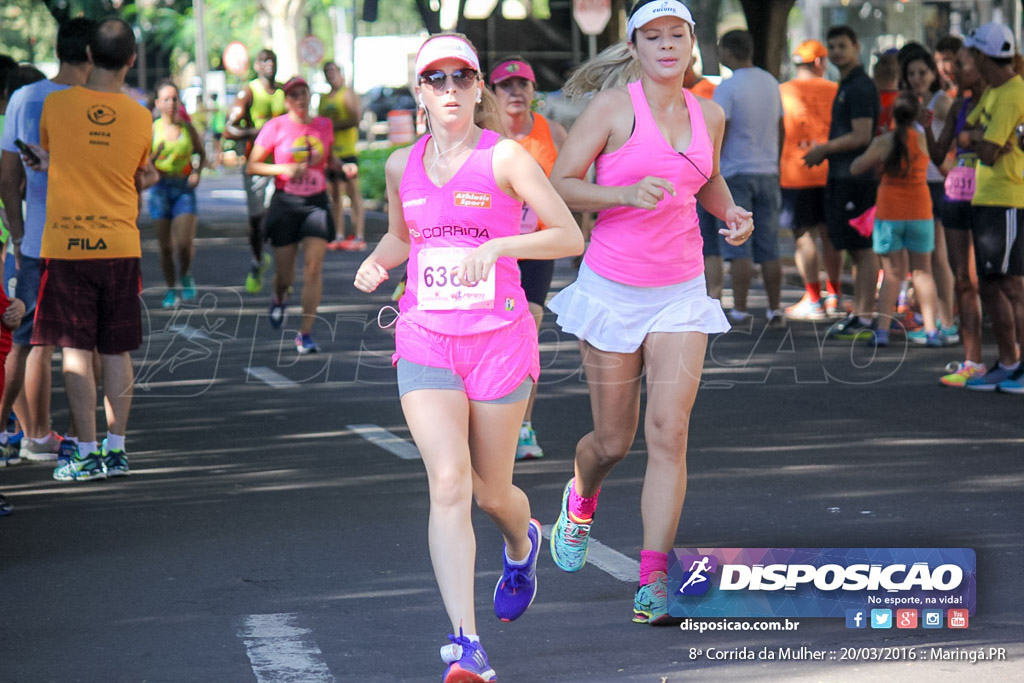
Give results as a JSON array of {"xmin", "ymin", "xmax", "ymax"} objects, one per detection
[
  {"xmin": 586, "ymin": 81, "xmax": 713, "ymax": 287},
  {"xmin": 398, "ymin": 128, "xmax": 529, "ymax": 335}
]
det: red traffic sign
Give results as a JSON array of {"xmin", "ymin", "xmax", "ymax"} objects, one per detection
[
  {"xmin": 299, "ymin": 35, "xmax": 325, "ymax": 66},
  {"xmin": 573, "ymin": 0, "xmax": 611, "ymax": 35},
  {"xmin": 223, "ymin": 41, "xmax": 250, "ymax": 76}
]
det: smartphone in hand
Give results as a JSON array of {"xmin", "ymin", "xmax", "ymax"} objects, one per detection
[{"xmin": 14, "ymin": 139, "xmax": 41, "ymax": 166}]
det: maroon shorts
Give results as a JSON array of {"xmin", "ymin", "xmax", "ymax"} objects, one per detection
[{"xmin": 32, "ymin": 258, "xmax": 142, "ymax": 354}]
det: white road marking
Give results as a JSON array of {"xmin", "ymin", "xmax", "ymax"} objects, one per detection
[
  {"xmin": 541, "ymin": 524, "xmax": 639, "ymax": 583},
  {"xmin": 169, "ymin": 323, "xmax": 212, "ymax": 341},
  {"xmin": 347, "ymin": 424, "xmax": 421, "ymax": 460},
  {"xmin": 245, "ymin": 366, "xmax": 300, "ymax": 388},
  {"xmin": 239, "ymin": 613, "xmax": 335, "ymax": 683}
]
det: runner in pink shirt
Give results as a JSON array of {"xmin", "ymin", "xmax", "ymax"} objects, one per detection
[
  {"xmin": 353, "ymin": 34, "xmax": 582, "ymax": 683},
  {"xmin": 546, "ymin": 0, "xmax": 753, "ymax": 625},
  {"xmin": 247, "ymin": 77, "xmax": 340, "ymax": 354}
]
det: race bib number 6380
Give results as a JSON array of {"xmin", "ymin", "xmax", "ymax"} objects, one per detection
[{"xmin": 417, "ymin": 247, "xmax": 496, "ymax": 311}]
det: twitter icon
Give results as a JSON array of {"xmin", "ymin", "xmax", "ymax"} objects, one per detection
[{"xmin": 871, "ymin": 609, "xmax": 892, "ymax": 629}]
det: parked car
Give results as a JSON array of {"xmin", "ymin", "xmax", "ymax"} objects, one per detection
[{"xmin": 361, "ymin": 85, "xmax": 416, "ymax": 122}]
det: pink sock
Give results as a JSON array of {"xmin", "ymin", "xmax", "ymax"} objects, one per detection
[
  {"xmin": 568, "ymin": 481, "xmax": 600, "ymax": 520},
  {"xmin": 639, "ymin": 550, "xmax": 668, "ymax": 586}
]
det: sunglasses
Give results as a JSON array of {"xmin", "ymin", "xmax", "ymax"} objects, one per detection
[{"xmin": 418, "ymin": 68, "xmax": 479, "ymax": 92}]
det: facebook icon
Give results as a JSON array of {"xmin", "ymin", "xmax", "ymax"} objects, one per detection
[{"xmin": 846, "ymin": 609, "xmax": 867, "ymax": 629}]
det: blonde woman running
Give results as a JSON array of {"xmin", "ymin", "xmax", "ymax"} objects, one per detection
[
  {"xmin": 547, "ymin": 0, "xmax": 752, "ymax": 625},
  {"xmin": 354, "ymin": 34, "xmax": 582, "ymax": 682}
]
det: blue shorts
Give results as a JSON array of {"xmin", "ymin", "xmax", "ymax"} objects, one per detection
[
  {"xmin": 149, "ymin": 177, "xmax": 197, "ymax": 220},
  {"xmin": 12, "ymin": 255, "xmax": 43, "ymax": 346},
  {"xmin": 697, "ymin": 205, "xmax": 719, "ymax": 257},
  {"xmin": 872, "ymin": 219, "xmax": 935, "ymax": 254},
  {"xmin": 718, "ymin": 173, "xmax": 782, "ymax": 263}
]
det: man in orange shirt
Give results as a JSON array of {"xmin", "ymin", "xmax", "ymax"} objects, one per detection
[
  {"xmin": 780, "ymin": 39, "xmax": 844, "ymax": 319},
  {"xmin": 24, "ymin": 18, "xmax": 157, "ymax": 482}
]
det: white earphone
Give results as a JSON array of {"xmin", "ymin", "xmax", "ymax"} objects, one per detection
[
  {"xmin": 476, "ymin": 90, "xmax": 482, "ymax": 103},
  {"xmin": 418, "ymin": 95, "xmax": 424, "ymax": 108}
]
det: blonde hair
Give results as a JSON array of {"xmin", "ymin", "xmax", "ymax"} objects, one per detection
[
  {"xmin": 563, "ymin": 43, "xmax": 642, "ymax": 99},
  {"xmin": 475, "ymin": 86, "xmax": 507, "ymax": 135}
]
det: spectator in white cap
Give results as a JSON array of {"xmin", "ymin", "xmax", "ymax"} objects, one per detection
[{"xmin": 961, "ymin": 22, "xmax": 1024, "ymax": 392}]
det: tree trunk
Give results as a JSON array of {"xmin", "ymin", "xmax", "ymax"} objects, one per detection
[
  {"xmin": 739, "ymin": 0, "xmax": 795, "ymax": 79},
  {"xmin": 688, "ymin": 0, "xmax": 723, "ymax": 76},
  {"xmin": 260, "ymin": 0, "xmax": 305, "ymax": 79}
]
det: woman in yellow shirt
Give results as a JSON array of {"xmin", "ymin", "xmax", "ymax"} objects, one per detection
[{"xmin": 150, "ymin": 80, "xmax": 204, "ymax": 308}]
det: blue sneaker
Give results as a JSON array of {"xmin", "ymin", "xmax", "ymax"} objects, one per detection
[
  {"xmin": 997, "ymin": 365, "xmax": 1024, "ymax": 395},
  {"xmin": 866, "ymin": 328, "xmax": 889, "ymax": 347},
  {"xmin": 295, "ymin": 333, "xmax": 320, "ymax": 355},
  {"xmin": 550, "ymin": 478, "xmax": 593, "ymax": 572},
  {"xmin": 57, "ymin": 438, "xmax": 78, "ymax": 467},
  {"xmin": 0, "ymin": 493, "xmax": 12, "ymax": 516},
  {"xmin": 101, "ymin": 439, "xmax": 130, "ymax": 478},
  {"xmin": 269, "ymin": 297, "xmax": 286, "ymax": 329},
  {"xmin": 53, "ymin": 451, "xmax": 106, "ymax": 482},
  {"xmin": 966, "ymin": 363, "xmax": 1019, "ymax": 392},
  {"xmin": 494, "ymin": 518, "xmax": 541, "ymax": 622},
  {"xmin": 440, "ymin": 629, "xmax": 496, "ymax": 683},
  {"xmin": 180, "ymin": 273, "xmax": 197, "ymax": 301},
  {"xmin": 162, "ymin": 289, "xmax": 180, "ymax": 309}
]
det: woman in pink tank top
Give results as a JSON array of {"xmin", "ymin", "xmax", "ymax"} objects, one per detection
[
  {"xmin": 353, "ymin": 34, "xmax": 582, "ymax": 683},
  {"xmin": 545, "ymin": 0, "xmax": 753, "ymax": 625}
]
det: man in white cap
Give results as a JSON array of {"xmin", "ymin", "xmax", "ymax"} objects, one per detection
[{"xmin": 962, "ymin": 22, "xmax": 1024, "ymax": 392}]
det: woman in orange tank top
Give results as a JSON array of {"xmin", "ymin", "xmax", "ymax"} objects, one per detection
[
  {"xmin": 489, "ymin": 57, "xmax": 568, "ymax": 461},
  {"xmin": 851, "ymin": 92, "xmax": 942, "ymax": 347}
]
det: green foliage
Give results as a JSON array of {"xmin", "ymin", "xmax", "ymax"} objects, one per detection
[
  {"xmin": 357, "ymin": 144, "xmax": 410, "ymax": 202},
  {"xmin": 1, "ymin": 0, "xmax": 58, "ymax": 64}
]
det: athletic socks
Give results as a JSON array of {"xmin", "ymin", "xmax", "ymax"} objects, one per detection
[
  {"xmin": 106, "ymin": 433, "xmax": 126, "ymax": 452},
  {"xmin": 639, "ymin": 550, "xmax": 669, "ymax": 586},
  {"xmin": 568, "ymin": 481, "xmax": 600, "ymax": 520},
  {"xmin": 805, "ymin": 281, "xmax": 822, "ymax": 302}
]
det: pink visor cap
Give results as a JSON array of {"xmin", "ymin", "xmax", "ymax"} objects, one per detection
[
  {"xmin": 415, "ymin": 36, "xmax": 481, "ymax": 75},
  {"xmin": 490, "ymin": 60, "xmax": 536, "ymax": 85}
]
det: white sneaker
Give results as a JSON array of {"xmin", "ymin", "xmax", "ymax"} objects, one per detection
[
  {"xmin": 19, "ymin": 431, "xmax": 62, "ymax": 462},
  {"xmin": 728, "ymin": 309, "xmax": 752, "ymax": 323}
]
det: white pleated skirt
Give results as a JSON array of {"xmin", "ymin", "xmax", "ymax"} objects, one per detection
[{"xmin": 548, "ymin": 261, "xmax": 731, "ymax": 353}]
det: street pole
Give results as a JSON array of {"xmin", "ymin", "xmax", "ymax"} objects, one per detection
[{"xmin": 194, "ymin": 0, "xmax": 209, "ymax": 94}]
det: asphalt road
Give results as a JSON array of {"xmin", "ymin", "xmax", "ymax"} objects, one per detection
[{"xmin": 1, "ymin": 172, "xmax": 1021, "ymax": 682}]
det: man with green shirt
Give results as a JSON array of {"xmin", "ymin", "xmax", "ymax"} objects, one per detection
[
  {"xmin": 225, "ymin": 49, "xmax": 286, "ymax": 293},
  {"xmin": 961, "ymin": 23, "xmax": 1024, "ymax": 392}
]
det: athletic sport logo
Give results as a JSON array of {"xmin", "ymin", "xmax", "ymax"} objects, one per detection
[
  {"xmin": 87, "ymin": 104, "xmax": 117, "ymax": 126},
  {"xmin": 677, "ymin": 554, "xmax": 717, "ymax": 596},
  {"xmin": 453, "ymin": 191, "xmax": 491, "ymax": 208}
]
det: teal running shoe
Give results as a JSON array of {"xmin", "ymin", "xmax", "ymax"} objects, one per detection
[
  {"xmin": 101, "ymin": 439, "xmax": 130, "ymax": 478},
  {"xmin": 515, "ymin": 424, "xmax": 544, "ymax": 460},
  {"xmin": 180, "ymin": 273, "xmax": 197, "ymax": 301},
  {"xmin": 53, "ymin": 451, "xmax": 106, "ymax": 482},
  {"xmin": 440, "ymin": 628, "xmax": 496, "ymax": 683},
  {"xmin": 633, "ymin": 570, "xmax": 672, "ymax": 625},
  {"xmin": 550, "ymin": 478, "xmax": 593, "ymax": 572},
  {"xmin": 162, "ymin": 289, "xmax": 180, "ymax": 309}
]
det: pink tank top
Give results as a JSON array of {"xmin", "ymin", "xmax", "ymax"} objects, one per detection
[
  {"xmin": 586, "ymin": 81, "xmax": 713, "ymax": 286},
  {"xmin": 398, "ymin": 129, "xmax": 529, "ymax": 335},
  {"xmin": 253, "ymin": 114, "xmax": 334, "ymax": 196}
]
